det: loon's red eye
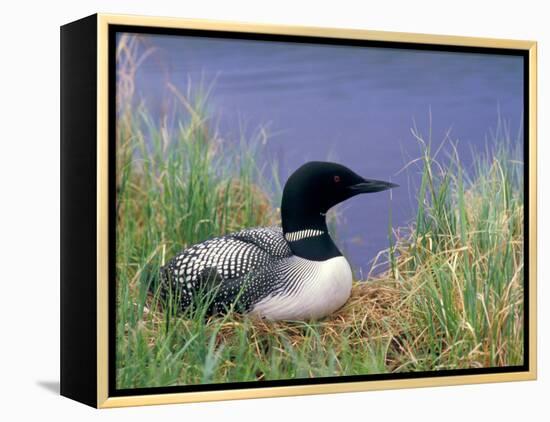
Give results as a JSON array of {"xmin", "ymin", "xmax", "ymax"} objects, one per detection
[{"xmin": 334, "ymin": 175, "xmax": 341, "ymax": 183}]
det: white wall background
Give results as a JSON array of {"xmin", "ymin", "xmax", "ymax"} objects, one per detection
[{"xmin": 0, "ymin": 0, "xmax": 546, "ymax": 420}]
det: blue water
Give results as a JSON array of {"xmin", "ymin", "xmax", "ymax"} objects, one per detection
[{"xmin": 124, "ymin": 33, "xmax": 524, "ymax": 276}]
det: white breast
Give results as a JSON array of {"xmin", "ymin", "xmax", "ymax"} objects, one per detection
[{"xmin": 251, "ymin": 256, "xmax": 353, "ymax": 320}]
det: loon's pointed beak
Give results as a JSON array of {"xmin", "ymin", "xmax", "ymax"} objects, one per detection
[{"xmin": 348, "ymin": 179, "xmax": 399, "ymax": 194}]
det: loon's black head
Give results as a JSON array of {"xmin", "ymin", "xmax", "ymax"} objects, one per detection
[{"xmin": 281, "ymin": 161, "xmax": 398, "ymax": 260}]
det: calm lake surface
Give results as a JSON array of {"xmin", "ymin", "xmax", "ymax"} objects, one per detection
[{"xmin": 126, "ymin": 33, "xmax": 524, "ymax": 276}]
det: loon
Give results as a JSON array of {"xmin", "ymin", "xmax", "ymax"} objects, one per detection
[{"xmin": 159, "ymin": 161, "xmax": 397, "ymax": 320}]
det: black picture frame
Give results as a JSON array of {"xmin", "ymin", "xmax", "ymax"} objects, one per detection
[{"xmin": 61, "ymin": 13, "xmax": 537, "ymax": 408}]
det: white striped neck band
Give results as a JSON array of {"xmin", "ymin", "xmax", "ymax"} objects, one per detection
[{"xmin": 284, "ymin": 229, "xmax": 325, "ymax": 242}]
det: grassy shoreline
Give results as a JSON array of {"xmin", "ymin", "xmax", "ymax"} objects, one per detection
[{"xmin": 115, "ymin": 35, "xmax": 524, "ymax": 389}]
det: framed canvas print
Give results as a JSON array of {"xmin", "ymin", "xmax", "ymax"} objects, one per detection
[{"xmin": 60, "ymin": 13, "xmax": 537, "ymax": 408}]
